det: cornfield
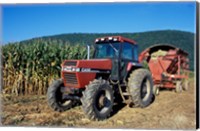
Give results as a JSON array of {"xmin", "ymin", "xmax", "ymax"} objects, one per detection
[{"xmin": 2, "ymin": 39, "xmax": 90, "ymax": 96}]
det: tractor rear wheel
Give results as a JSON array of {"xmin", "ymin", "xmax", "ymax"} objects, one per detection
[
  {"xmin": 47, "ymin": 79, "xmax": 74, "ymax": 112},
  {"xmin": 153, "ymin": 85, "xmax": 160, "ymax": 96},
  {"xmin": 128, "ymin": 69, "xmax": 153, "ymax": 108},
  {"xmin": 81, "ymin": 79, "xmax": 114, "ymax": 120}
]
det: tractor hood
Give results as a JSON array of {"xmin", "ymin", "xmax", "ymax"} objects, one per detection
[
  {"xmin": 61, "ymin": 59, "xmax": 112, "ymax": 88},
  {"xmin": 62, "ymin": 59, "xmax": 112, "ymax": 71}
]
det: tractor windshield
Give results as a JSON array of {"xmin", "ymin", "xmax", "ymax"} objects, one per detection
[{"xmin": 94, "ymin": 43, "xmax": 120, "ymax": 59}]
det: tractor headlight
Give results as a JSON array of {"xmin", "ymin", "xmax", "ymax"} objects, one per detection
[
  {"xmin": 71, "ymin": 67, "xmax": 76, "ymax": 72},
  {"xmin": 113, "ymin": 38, "xmax": 118, "ymax": 41},
  {"xmin": 95, "ymin": 39, "xmax": 99, "ymax": 42},
  {"xmin": 71, "ymin": 67, "xmax": 80, "ymax": 72},
  {"xmin": 101, "ymin": 38, "xmax": 105, "ymax": 41},
  {"xmin": 62, "ymin": 66, "xmax": 71, "ymax": 71},
  {"xmin": 75, "ymin": 68, "xmax": 81, "ymax": 72},
  {"xmin": 108, "ymin": 37, "xmax": 113, "ymax": 40},
  {"xmin": 62, "ymin": 66, "xmax": 80, "ymax": 72}
]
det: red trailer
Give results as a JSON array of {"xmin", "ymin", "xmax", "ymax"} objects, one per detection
[{"xmin": 139, "ymin": 44, "xmax": 190, "ymax": 95}]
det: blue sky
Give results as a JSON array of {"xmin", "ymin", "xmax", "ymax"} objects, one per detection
[{"xmin": 2, "ymin": 2, "xmax": 196, "ymax": 43}]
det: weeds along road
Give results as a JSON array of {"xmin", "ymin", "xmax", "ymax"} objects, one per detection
[{"xmin": 1, "ymin": 79, "xmax": 196, "ymax": 129}]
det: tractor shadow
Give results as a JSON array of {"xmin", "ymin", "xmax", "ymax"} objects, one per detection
[
  {"xmin": 110, "ymin": 95, "xmax": 156, "ymax": 118},
  {"xmin": 110, "ymin": 103, "xmax": 127, "ymax": 117},
  {"xmin": 151, "ymin": 95, "xmax": 156, "ymax": 104}
]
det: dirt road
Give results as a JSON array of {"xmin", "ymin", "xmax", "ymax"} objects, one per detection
[{"xmin": 1, "ymin": 79, "xmax": 196, "ymax": 129}]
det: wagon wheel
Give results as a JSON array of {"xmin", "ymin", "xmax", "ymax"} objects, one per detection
[
  {"xmin": 175, "ymin": 81, "xmax": 182, "ymax": 93},
  {"xmin": 153, "ymin": 85, "xmax": 160, "ymax": 96},
  {"xmin": 182, "ymin": 80, "xmax": 189, "ymax": 91}
]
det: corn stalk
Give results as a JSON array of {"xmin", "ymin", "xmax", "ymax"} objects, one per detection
[{"xmin": 2, "ymin": 39, "xmax": 87, "ymax": 96}]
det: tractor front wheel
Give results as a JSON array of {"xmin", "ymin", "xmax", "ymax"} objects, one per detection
[
  {"xmin": 47, "ymin": 79, "xmax": 74, "ymax": 112},
  {"xmin": 128, "ymin": 69, "xmax": 153, "ymax": 108},
  {"xmin": 81, "ymin": 79, "xmax": 114, "ymax": 120}
]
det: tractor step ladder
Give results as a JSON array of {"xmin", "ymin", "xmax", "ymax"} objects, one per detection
[
  {"xmin": 118, "ymin": 84, "xmax": 131, "ymax": 104},
  {"xmin": 122, "ymin": 92, "xmax": 130, "ymax": 96}
]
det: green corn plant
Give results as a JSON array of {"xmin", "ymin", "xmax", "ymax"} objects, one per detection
[{"xmin": 2, "ymin": 38, "xmax": 88, "ymax": 96}]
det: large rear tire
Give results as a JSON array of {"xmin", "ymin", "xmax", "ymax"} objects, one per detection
[
  {"xmin": 81, "ymin": 79, "xmax": 114, "ymax": 120},
  {"xmin": 128, "ymin": 69, "xmax": 153, "ymax": 108},
  {"xmin": 47, "ymin": 79, "xmax": 74, "ymax": 112}
]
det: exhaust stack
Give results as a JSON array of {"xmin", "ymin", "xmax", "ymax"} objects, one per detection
[{"xmin": 87, "ymin": 45, "xmax": 90, "ymax": 60}]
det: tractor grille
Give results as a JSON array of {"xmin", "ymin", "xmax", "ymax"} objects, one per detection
[
  {"xmin": 64, "ymin": 73, "xmax": 78, "ymax": 85},
  {"xmin": 65, "ymin": 61, "xmax": 77, "ymax": 66}
]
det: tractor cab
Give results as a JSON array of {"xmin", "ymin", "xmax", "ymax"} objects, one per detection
[{"xmin": 94, "ymin": 36, "xmax": 141, "ymax": 80}]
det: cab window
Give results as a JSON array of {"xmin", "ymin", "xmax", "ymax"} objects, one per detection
[
  {"xmin": 122, "ymin": 43, "xmax": 134, "ymax": 60},
  {"xmin": 94, "ymin": 43, "xmax": 120, "ymax": 59}
]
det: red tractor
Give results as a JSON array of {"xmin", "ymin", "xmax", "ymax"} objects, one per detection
[{"xmin": 47, "ymin": 36, "xmax": 154, "ymax": 120}]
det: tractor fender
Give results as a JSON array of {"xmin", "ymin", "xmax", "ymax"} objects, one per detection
[
  {"xmin": 127, "ymin": 62, "xmax": 143, "ymax": 72},
  {"xmin": 125, "ymin": 62, "xmax": 143, "ymax": 81}
]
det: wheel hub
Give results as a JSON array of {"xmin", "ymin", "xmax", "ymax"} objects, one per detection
[{"xmin": 99, "ymin": 95, "xmax": 107, "ymax": 107}]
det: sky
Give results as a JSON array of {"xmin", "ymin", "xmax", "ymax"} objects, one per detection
[{"xmin": 1, "ymin": 2, "xmax": 196, "ymax": 43}]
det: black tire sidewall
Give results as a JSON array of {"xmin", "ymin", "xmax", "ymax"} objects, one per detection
[
  {"xmin": 47, "ymin": 79, "xmax": 73, "ymax": 111},
  {"xmin": 128, "ymin": 69, "xmax": 153, "ymax": 108},
  {"xmin": 93, "ymin": 83, "xmax": 114, "ymax": 119},
  {"xmin": 81, "ymin": 79, "xmax": 114, "ymax": 120},
  {"xmin": 140, "ymin": 74, "xmax": 153, "ymax": 105}
]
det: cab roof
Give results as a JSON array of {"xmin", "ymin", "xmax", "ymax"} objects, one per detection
[{"xmin": 95, "ymin": 36, "xmax": 137, "ymax": 45}]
